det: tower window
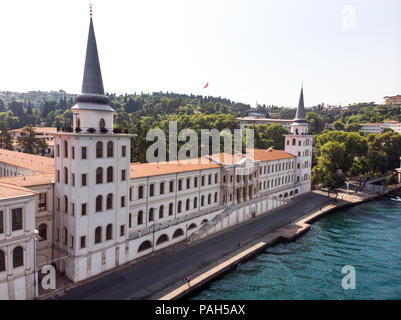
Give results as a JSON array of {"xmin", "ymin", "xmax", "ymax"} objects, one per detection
[
  {"xmin": 95, "ymin": 227, "xmax": 102, "ymax": 244},
  {"xmin": 96, "ymin": 141, "xmax": 103, "ymax": 158},
  {"xmin": 96, "ymin": 167, "xmax": 103, "ymax": 184},
  {"xmin": 99, "ymin": 119, "xmax": 106, "ymax": 130},
  {"xmin": 107, "ymin": 141, "xmax": 113, "ymax": 158},
  {"xmin": 96, "ymin": 195, "xmax": 103, "ymax": 212}
]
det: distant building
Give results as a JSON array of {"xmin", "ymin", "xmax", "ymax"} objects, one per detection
[
  {"xmin": 384, "ymin": 95, "xmax": 401, "ymax": 106},
  {"xmin": 237, "ymin": 117, "xmax": 292, "ymax": 131},
  {"xmin": 11, "ymin": 127, "xmax": 56, "ymax": 156},
  {"xmin": 359, "ymin": 120, "xmax": 401, "ymax": 135}
]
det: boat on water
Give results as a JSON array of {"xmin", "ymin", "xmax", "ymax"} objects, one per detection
[{"xmin": 390, "ymin": 196, "xmax": 401, "ymax": 202}]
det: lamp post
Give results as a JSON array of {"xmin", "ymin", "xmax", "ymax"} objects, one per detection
[
  {"xmin": 152, "ymin": 222, "xmax": 155, "ymax": 254},
  {"xmin": 33, "ymin": 237, "xmax": 38, "ymax": 300}
]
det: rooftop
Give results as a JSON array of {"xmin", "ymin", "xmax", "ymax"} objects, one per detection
[
  {"xmin": 130, "ymin": 157, "xmax": 220, "ymax": 179},
  {"xmin": 10, "ymin": 127, "xmax": 57, "ymax": 134},
  {"xmin": 0, "ymin": 182, "xmax": 37, "ymax": 200},
  {"xmin": 237, "ymin": 117, "xmax": 293, "ymax": 122},
  {"xmin": 0, "ymin": 149, "xmax": 55, "ymax": 174},
  {"xmin": 250, "ymin": 149, "xmax": 295, "ymax": 162},
  {"xmin": 0, "ymin": 174, "xmax": 54, "ymax": 187}
]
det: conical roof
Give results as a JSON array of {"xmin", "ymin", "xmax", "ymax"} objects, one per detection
[
  {"xmin": 293, "ymin": 86, "xmax": 307, "ymax": 124},
  {"xmin": 75, "ymin": 17, "xmax": 110, "ymax": 105}
]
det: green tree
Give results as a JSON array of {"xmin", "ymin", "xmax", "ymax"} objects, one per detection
[
  {"xmin": 0, "ymin": 122, "xmax": 14, "ymax": 150},
  {"xmin": 16, "ymin": 125, "xmax": 48, "ymax": 155},
  {"xmin": 306, "ymin": 112, "xmax": 326, "ymax": 134}
]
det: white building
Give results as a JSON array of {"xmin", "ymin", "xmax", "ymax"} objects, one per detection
[
  {"xmin": 11, "ymin": 127, "xmax": 57, "ymax": 157},
  {"xmin": 0, "ymin": 13, "xmax": 312, "ymax": 299},
  {"xmin": 237, "ymin": 117, "xmax": 293, "ymax": 131},
  {"xmin": 360, "ymin": 120, "xmax": 401, "ymax": 135}
]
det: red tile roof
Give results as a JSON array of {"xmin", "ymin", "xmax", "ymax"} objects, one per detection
[{"xmin": 0, "ymin": 149, "xmax": 54, "ymax": 174}]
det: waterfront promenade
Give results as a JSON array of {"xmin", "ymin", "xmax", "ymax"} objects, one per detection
[{"xmin": 52, "ymin": 187, "xmax": 382, "ymax": 300}]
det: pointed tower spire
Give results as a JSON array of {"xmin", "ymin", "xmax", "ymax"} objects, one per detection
[
  {"xmin": 293, "ymin": 85, "xmax": 307, "ymax": 124},
  {"xmin": 75, "ymin": 5, "xmax": 109, "ymax": 105}
]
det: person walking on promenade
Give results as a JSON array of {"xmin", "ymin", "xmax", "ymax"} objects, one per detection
[{"xmin": 185, "ymin": 276, "xmax": 191, "ymax": 288}]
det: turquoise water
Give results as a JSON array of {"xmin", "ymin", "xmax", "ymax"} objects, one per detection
[{"xmin": 191, "ymin": 199, "xmax": 401, "ymax": 300}]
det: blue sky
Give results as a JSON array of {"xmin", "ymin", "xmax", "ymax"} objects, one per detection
[{"xmin": 0, "ymin": 0, "xmax": 400, "ymax": 108}]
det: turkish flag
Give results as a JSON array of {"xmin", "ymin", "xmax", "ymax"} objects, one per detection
[{"xmin": 203, "ymin": 82, "xmax": 209, "ymax": 89}]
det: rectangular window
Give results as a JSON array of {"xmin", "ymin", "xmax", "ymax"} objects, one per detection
[
  {"xmin": 38, "ymin": 193, "xmax": 47, "ymax": 212},
  {"xmin": 169, "ymin": 181, "xmax": 174, "ymax": 193},
  {"xmin": 56, "ymin": 144, "xmax": 60, "ymax": 157},
  {"xmin": 0, "ymin": 211, "xmax": 3, "ymax": 234},
  {"xmin": 178, "ymin": 179, "xmax": 182, "ymax": 191},
  {"xmin": 186, "ymin": 178, "xmax": 190, "ymax": 189},
  {"xmin": 201, "ymin": 176, "xmax": 205, "ymax": 186},
  {"xmin": 121, "ymin": 196, "xmax": 126, "ymax": 208},
  {"xmin": 81, "ymin": 147, "xmax": 87, "ymax": 159},
  {"xmin": 72, "ymin": 146, "xmax": 75, "ymax": 159},
  {"xmin": 81, "ymin": 174, "xmax": 87, "ymax": 186},
  {"xmin": 11, "ymin": 208, "xmax": 23, "ymax": 231},
  {"xmin": 70, "ymin": 236, "xmax": 74, "ymax": 249},
  {"xmin": 56, "ymin": 228, "xmax": 59, "ymax": 242},
  {"xmin": 149, "ymin": 184, "xmax": 154, "ymax": 197},
  {"xmin": 81, "ymin": 203, "xmax": 87, "ymax": 216},
  {"xmin": 194, "ymin": 177, "xmax": 198, "ymax": 188},
  {"xmin": 72, "ymin": 173, "xmax": 75, "ymax": 186},
  {"xmin": 129, "ymin": 187, "xmax": 132, "ymax": 201},
  {"xmin": 57, "ymin": 198, "xmax": 60, "ymax": 211},
  {"xmin": 72, "ymin": 203, "xmax": 75, "ymax": 216},
  {"xmin": 80, "ymin": 236, "xmax": 86, "ymax": 249},
  {"xmin": 122, "ymin": 146, "xmax": 126, "ymax": 157},
  {"xmin": 160, "ymin": 183, "xmax": 164, "ymax": 195},
  {"xmin": 120, "ymin": 225, "xmax": 125, "ymax": 236},
  {"xmin": 138, "ymin": 186, "xmax": 144, "ymax": 199},
  {"xmin": 121, "ymin": 170, "xmax": 126, "ymax": 181},
  {"xmin": 57, "ymin": 170, "xmax": 60, "ymax": 182}
]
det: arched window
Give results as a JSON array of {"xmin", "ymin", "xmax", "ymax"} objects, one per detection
[
  {"xmin": 64, "ymin": 167, "xmax": 68, "ymax": 184},
  {"xmin": 149, "ymin": 208, "xmax": 154, "ymax": 222},
  {"xmin": 95, "ymin": 227, "xmax": 102, "ymax": 244},
  {"xmin": 39, "ymin": 224, "xmax": 47, "ymax": 241},
  {"xmin": 138, "ymin": 186, "xmax": 144, "ymax": 199},
  {"xmin": 107, "ymin": 141, "xmax": 113, "ymax": 158},
  {"xmin": 177, "ymin": 201, "xmax": 182, "ymax": 213},
  {"xmin": 96, "ymin": 141, "xmax": 103, "ymax": 158},
  {"xmin": 138, "ymin": 240, "xmax": 152, "ymax": 252},
  {"xmin": 96, "ymin": 195, "xmax": 103, "ymax": 212},
  {"xmin": 99, "ymin": 119, "xmax": 106, "ymax": 130},
  {"xmin": 172, "ymin": 229, "xmax": 184, "ymax": 239},
  {"xmin": 106, "ymin": 194, "xmax": 113, "ymax": 210},
  {"xmin": 186, "ymin": 199, "xmax": 190, "ymax": 211},
  {"xmin": 292, "ymin": 139, "xmax": 296, "ymax": 146},
  {"xmin": 169, "ymin": 203, "xmax": 173, "ymax": 216},
  {"xmin": 137, "ymin": 211, "xmax": 143, "ymax": 225},
  {"xmin": 13, "ymin": 246, "xmax": 23, "ymax": 268},
  {"xmin": 201, "ymin": 219, "xmax": 208, "ymax": 225},
  {"xmin": 0, "ymin": 250, "xmax": 5, "ymax": 272},
  {"xmin": 193, "ymin": 197, "xmax": 198, "ymax": 209},
  {"xmin": 64, "ymin": 195, "xmax": 68, "ymax": 213},
  {"xmin": 188, "ymin": 223, "xmax": 197, "ymax": 230},
  {"xmin": 107, "ymin": 166, "xmax": 113, "ymax": 183},
  {"xmin": 96, "ymin": 167, "xmax": 103, "ymax": 184},
  {"xmin": 156, "ymin": 234, "xmax": 169, "ymax": 245},
  {"xmin": 64, "ymin": 141, "xmax": 68, "ymax": 158},
  {"xmin": 159, "ymin": 205, "xmax": 164, "ymax": 219},
  {"xmin": 106, "ymin": 224, "xmax": 112, "ymax": 241}
]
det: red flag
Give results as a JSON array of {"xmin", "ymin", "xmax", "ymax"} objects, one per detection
[{"xmin": 203, "ymin": 82, "xmax": 209, "ymax": 89}]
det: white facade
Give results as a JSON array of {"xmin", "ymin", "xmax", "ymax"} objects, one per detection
[
  {"xmin": 0, "ymin": 188, "xmax": 37, "ymax": 300},
  {"xmin": 360, "ymin": 121, "xmax": 401, "ymax": 135}
]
